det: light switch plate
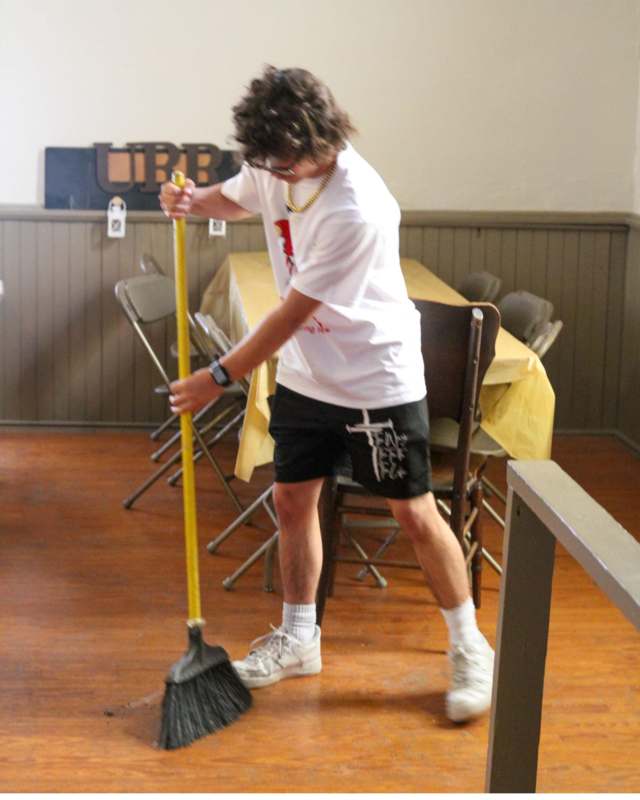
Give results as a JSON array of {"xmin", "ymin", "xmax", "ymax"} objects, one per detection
[{"xmin": 208, "ymin": 218, "xmax": 226, "ymax": 237}]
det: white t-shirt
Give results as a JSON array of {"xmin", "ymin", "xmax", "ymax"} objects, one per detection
[{"xmin": 221, "ymin": 143, "xmax": 426, "ymax": 409}]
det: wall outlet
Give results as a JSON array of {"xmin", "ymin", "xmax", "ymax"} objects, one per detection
[{"xmin": 208, "ymin": 218, "xmax": 226, "ymax": 237}]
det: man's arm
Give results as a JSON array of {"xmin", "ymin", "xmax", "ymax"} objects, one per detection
[
  {"xmin": 169, "ymin": 289, "xmax": 322, "ymax": 414},
  {"xmin": 191, "ymin": 182, "xmax": 254, "ymax": 221},
  {"xmin": 159, "ymin": 178, "xmax": 254, "ymax": 221},
  {"xmin": 219, "ymin": 289, "xmax": 321, "ymax": 382}
]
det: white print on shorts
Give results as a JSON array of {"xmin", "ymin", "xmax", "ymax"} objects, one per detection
[{"xmin": 345, "ymin": 410, "xmax": 409, "ymax": 482}]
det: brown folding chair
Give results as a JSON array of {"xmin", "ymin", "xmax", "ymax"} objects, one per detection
[
  {"xmin": 315, "ymin": 300, "xmax": 500, "ymax": 624},
  {"xmin": 431, "ymin": 297, "xmax": 563, "ymax": 566}
]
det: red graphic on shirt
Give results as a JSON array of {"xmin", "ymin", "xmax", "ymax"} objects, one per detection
[
  {"xmin": 274, "ymin": 219, "xmax": 296, "ymax": 277},
  {"xmin": 274, "ymin": 218, "xmax": 331, "ymax": 336},
  {"xmin": 302, "ymin": 316, "xmax": 331, "ymax": 335}
]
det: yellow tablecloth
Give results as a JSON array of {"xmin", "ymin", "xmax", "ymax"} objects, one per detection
[{"xmin": 200, "ymin": 252, "xmax": 555, "ymax": 480}]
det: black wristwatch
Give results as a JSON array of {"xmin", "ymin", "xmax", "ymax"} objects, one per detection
[{"xmin": 208, "ymin": 358, "xmax": 232, "ymax": 387}]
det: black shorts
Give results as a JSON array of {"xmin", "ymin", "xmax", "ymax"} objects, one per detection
[{"xmin": 268, "ymin": 384, "xmax": 432, "ymax": 499}]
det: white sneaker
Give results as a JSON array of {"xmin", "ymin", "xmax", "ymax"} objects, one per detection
[
  {"xmin": 232, "ymin": 625, "xmax": 322, "ymax": 689},
  {"xmin": 446, "ymin": 634, "xmax": 494, "ymax": 722}
]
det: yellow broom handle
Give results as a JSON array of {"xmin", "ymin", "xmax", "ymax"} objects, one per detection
[{"xmin": 172, "ymin": 170, "xmax": 202, "ymax": 624}]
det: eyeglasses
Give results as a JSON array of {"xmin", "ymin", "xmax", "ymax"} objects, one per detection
[{"xmin": 245, "ymin": 158, "xmax": 296, "ymax": 176}]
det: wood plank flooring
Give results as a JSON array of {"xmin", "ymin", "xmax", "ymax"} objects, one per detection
[{"xmin": 0, "ymin": 428, "xmax": 638, "ymax": 792}]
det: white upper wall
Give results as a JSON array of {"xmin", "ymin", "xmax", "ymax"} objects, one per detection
[{"xmin": 2, "ymin": 0, "xmax": 639, "ymax": 211}]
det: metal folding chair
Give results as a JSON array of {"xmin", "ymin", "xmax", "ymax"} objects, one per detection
[
  {"xmin": 457, "ymin": 271, "xmax": 502, "ymax": 303},
  {"xmin": 529, "ymin": 318, "xmax": 564, "ymax": 360},
  {"xmin": 496, "ymin": 290, "xmax": 554, "ymax": 344},
  {"xmin": 137, "ymin": 252, "xmax": 211, "ymax": 442},
  {"xmin": 114, "ymin": 274, "xmax": 247, "ymax": 514},
  {"xmin": 194, "ymin": 312, "xmax": 280, "ymax": 592},
  {"xmin": 139, "ymin": 253, "xmax": 165, "ymax": 275}
]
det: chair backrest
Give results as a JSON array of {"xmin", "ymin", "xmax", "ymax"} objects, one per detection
[
  {"xmin": 195, "ymin": 312, "xmax": 234, "ymax": 356},
  {"xmin": 115, "ymin": 274, "xmax": 176, "ymax": 324},
  {"xmin": 529, "ymin": 319, "xmax": 563, "ymax": 360},
  {"xmin": 114, "ymin": 276, "xmax": 175, "ymax": 385},
  {"xmin": 115, "ymin": 273, "xmax": 211, "ymax": 364},
  {"xmin": 497, "ymin": 290, "xmax": 553, "ymax": 345},
  {"xmin": 139, "ymin": 253, "xmax": 166, "ymax": 275},
  {"xmin": 413, "ymin": 299, "xmax": 500, "ymax": 425},
  {"xmin": 457, "ymin": 271, "xmax": 502, "ymax": 303},
  {"xmin": 414, "ymin": 299, "xmax": 500, "ymax": 535},
  {"xmin": 194, "ymin": 312, "xmax": 251, "ymax": 394}
]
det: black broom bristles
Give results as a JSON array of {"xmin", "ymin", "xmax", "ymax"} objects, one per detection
[{"xmin": 157, "ymin": 625, "xmax": 252, "ymax": 750}]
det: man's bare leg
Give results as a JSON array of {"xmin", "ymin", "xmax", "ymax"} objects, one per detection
[
  {"xmin": 386, "ymin": 491, "xmax": 494, "ymax": 722},
  {"xmin": 386, "ymin": 491, "xmax": 469, "ymax": 609},
  {"xmin": 273, "ymin": 478, "xmax": 325, "ymax": 604},
  {"xmin": 231, "ymin": 478, "xmax": 325, "ymax": 688}
]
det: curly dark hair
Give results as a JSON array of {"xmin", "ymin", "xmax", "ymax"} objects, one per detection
[{"xmin": 231, "ymin": 65, "xmax": 356, "ymax": 163}]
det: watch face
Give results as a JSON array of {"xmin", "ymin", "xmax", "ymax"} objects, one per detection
[{"xmin": 210, "ymin": 362, "xmax": 230, "ymax": 386}]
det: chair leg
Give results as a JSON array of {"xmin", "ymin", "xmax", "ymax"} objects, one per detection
[
  {"xmin": 263, "ymin": 536, "xmax": 278, "ymax": 593},
  {"xmin": 347, "ymin": 535, "xmax": 388, "ymax": 589},
  {"xmin": 316, "ymin": 478, "xmax": 339, "ymax": 627},
  {"xmin": 482, "ymin": 497, "xmax": 505, "ymax": 528},
  {"xmin": 122, "ymin": 444, "xmax": 182, "ymax": 508},
  {"xmin": 190, "ymin": 417, "xmax": 245, "ymax": 514},
  {"xmin": 443, "ymin": 495, "xmax": 502, "ymax": 574},
  {"xmin": 151, "ymin": 398, "xmax": 236, "ymax": 462},
  {"xmin": 222, "ymin": 531, "xmax": 279, "ymax": 590},
  {"xmin": 481, "ymin": 547, "xmax": 503, "ymax": 575},
  {"xmin": 150, "ymin": 412, "xmax": 179, "ymax": 441},
  {"xmin": 122, "ymin": 407, "xmax": 244, "ymax": 510},
  {"xmin": 482, "ymin": 476, "xmax": 507, "ymax": 506},
  {"xmin": 167, "ymin": 407, "xmax": 245, "ymax": 485},
  {"xmin": 347, "ymin": 517, "xmax": 398, "ymax": 584},
  {"xmin": 207, "ymin": 485, "xmax": 274, "ymax": 553},
  {"xmin": 470, "ymin": 482, "xmax": 484, "ymax": 608},
  {"xmin": 210, "ymin": 486, "xmax": 279, "ymax": 592}
]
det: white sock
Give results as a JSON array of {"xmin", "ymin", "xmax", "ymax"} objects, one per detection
[
  {"xmin": 282, "ymin": 602, "xmax": 317, "ymax": 644},
  {"xmin": 440, "ymin": 597, "xmax": 483, "ymax": 649}
]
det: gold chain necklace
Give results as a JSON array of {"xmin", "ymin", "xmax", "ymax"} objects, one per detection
[{"xmin": 286, "ymin": 161, "xmax": 337, "ymax": 213}]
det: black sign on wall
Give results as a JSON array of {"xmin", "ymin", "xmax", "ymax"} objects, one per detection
[{"xmin": 45, "ymin": 142, "xmax": 242, "ymax": 210}]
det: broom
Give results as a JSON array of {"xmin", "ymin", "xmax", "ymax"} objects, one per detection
[{"xmin": 157, "ymin": 170, "xmax": 252, "ymax": 750}]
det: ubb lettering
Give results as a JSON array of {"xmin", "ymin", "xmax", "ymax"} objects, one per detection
[{"xmin": 94, "ymin": 142, "xmax": 240, "ymax": 194}]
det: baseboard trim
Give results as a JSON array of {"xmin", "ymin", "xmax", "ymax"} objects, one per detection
[
  {"xmin": 554, "ymin": 428, "xmax": 640, "ymax": 457},
  {"xmin": 610, "ymin": 430, "xmax": 640, "ymax": 457},
  {"xmin": 0, "ymin": 420, "xmax": 159, "ymax": 431},
  {"xmin": 3, "ymin": 420, "xmax": 638, "ymax": 456}
]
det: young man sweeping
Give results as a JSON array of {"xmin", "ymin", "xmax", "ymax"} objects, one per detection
[{"xmin": 160, "ymin": 65, "xmax": 494, "ymax": 723}]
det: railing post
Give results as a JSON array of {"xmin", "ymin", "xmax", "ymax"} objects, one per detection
[{"xmin": 485, "ymin": 488, "xmax": 556, "ymax": 793}]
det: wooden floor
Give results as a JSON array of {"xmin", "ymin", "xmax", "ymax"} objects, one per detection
[{"xmin": 1, "ymin": 428, "xmax": 639, "ymax": 792}]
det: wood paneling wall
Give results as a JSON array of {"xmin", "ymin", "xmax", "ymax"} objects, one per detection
[
  {"xmin": 0, "ymin": 213, "xmax": 266, "ymax": 426},
  {"xmin": 619, "ymin": 219, "xmax": 640, "ymax": 448},
  {"xmin": 0, "ymin": 209, "xmax": 633, "ymax": 446},
  {"xmin": 399, "ymin": 217, "xmax": 628, "ymax": 434}
]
